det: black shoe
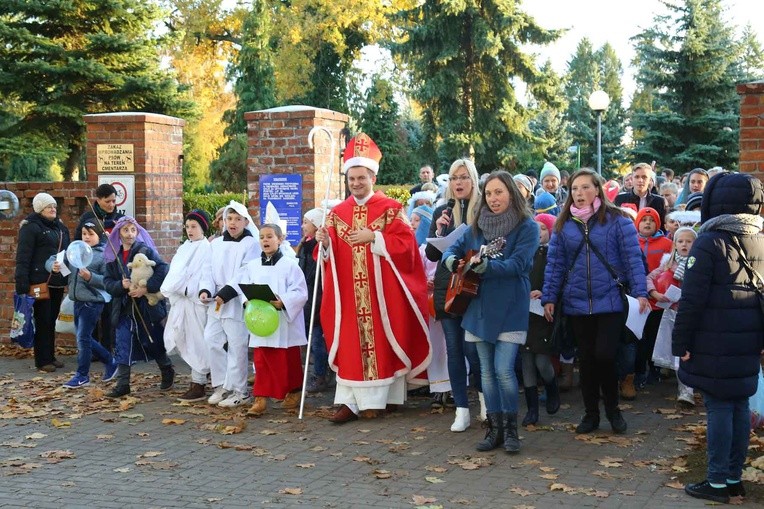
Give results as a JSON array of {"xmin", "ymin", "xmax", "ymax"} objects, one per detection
[
  {"xmin": 605, "ymin": 407, "xmax": 627, "ymax": 434},
  {"xmin": 522, "ymin": 387, "xmax": 539, "ymax": 426},
  {"xmin": 476, "ymin": 413, "xmax": 504, "ymax": 451},
  {"xmin": 727, "ymin": 481, "xmax": 745, "ymax": 498},
  {"xmin": 306, "ymin": 375, "xmax": 328, "ymax": 393},
  {"xmin": 684, "ymin": 480, "xmax": 729, "ymax": 504},
  {"xmin": 107, "ymin": 384, "xmax": 131, "ymax": 398},
  {"xmin": 545, "ymin": 379, "xmax": 560, "ymax": 415},
  {"xmin": 503, "ymin": 413, "xmax": 520, "ymax": 454},
  {"xmin": 575, "ymin": 413, "xmax": 599, "ymax": 434},
  {"xmin": 160, "ymin": 365, "xmax": 175, "ymax": 391}
]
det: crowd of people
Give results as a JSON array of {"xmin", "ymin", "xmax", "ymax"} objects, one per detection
[{"xmin": 12, "ymin": 135, "xmax": 764, "ymax": 505}]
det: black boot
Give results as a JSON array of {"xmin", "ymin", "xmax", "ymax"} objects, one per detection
[
  {"xmin": 503, "ymin": 413, "xmax": 520, "ymax": 454},
  {"xmin": 107, "ymin": 364, "xmax": 131, "ymax": 398},
  {"xmin": 575, "ymin": 412, "xmax": 599, "ymax": 434},
  {"xmin": 476, "ymin": 413, "xmax": 504, "ymax": 451},
  {"xmin": 522, "ymin": 387, "xmax": 539, "ymax": 426},
  {"xmin": 159, "ymin": 364, "xmax": 175, "ymax": 391},
  {"xmin": 605, "ymin": 407, "xmax": 627, "ymax": 434},
  {"xmin": 545, "ymin": 378, "xmax": 560, "ymax": 415}
]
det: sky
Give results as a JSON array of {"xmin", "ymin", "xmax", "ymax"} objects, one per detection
[{"xmin": 520, "ymin": 0, "xmax": 764, "ymax": 104}]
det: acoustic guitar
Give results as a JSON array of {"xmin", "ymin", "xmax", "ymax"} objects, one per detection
[{"xmin": 444, "ymin": 237, "xmax": 507, "ymax": 315}]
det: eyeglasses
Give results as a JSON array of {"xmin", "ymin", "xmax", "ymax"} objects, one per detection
[{"xmin": 449, "ymin": 175, "xmax": 471, "ymax": 182}]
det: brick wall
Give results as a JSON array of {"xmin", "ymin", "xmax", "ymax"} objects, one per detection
[
  {"xmin": 737, "ymin": 80, "xmax": 764, "ymax": 183},
  {"xmin": 84, "ymin": 113, "xmax": 185, "ymax": 260},
  {"xmin": 244, "ymin": 106, "xmax": 349, "ymax": 223},
  {"xmin": 0, "ymin": 181, "xmax": 91, "ymax": 341},
  {"xmin": 1, "ymin": 112, "xmax": 185, "ymax": 344}
]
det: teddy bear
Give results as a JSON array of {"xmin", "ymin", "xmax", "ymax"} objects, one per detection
[{"xmin": 127, "ymin": 253, "xmax": 164, "ymax": 306}]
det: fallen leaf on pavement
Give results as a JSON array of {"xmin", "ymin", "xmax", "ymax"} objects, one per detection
[
  {"xmin": 137, "ymin": 451, "xmax": 163, "ymax": 458},
  {"xmin": 665, "ymin": 481, "xmax": 684, "ymax": 490},
  {"xmin": 279, "ymin": 487, "xmax": 302, "ymax": 495},
  {"xmin": 296, "ymin": 463, "xmax": 315, "ymax": 468},
  {"xmin": 373, "ymin": 469, "xmax": 392, "ymax": 479},
  {"xmin": 425, "ymin": 476, "xmax": 445, "ymax": 483},
  {"xmin": 113, "ymin": 467, "xmax": 130, "ymax": 473},
  {"xmin": 161, "ymin": 418, "xmax": 186, "ymax": 425},
  {"xmin": 51, "ymin": 418, "xmax": 71, "ymax": 428},
  {"xmin": 412, "ymin": 495, "xmax": 437, "ymax": 504},
  {"xmin": 509, "ymin": 487, "xmax": 533, "ymax": 497},
  {"xmin": 425, "ymin": 465, "xmax": 447, "ymax": 473},
  {"xmin": 25, "ymin": 433, "xmax": 47, "ymax": 440}
]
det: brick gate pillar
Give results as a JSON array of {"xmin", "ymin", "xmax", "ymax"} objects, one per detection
[
  {"xmin": 737, "ymin": 80, "xmax": 764, "ymax": 183},
  {"xmin": 83, "ymin": 113, "xmax": 185, "ymax": 260},
  {"xmin": 244, "ymin": 106, "xmax": 349, "ymax": 240}
]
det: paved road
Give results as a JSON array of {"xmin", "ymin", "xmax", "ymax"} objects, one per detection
[{"xmin": 0, "ymin": 353, "xmax": 715, "ymax": 508}]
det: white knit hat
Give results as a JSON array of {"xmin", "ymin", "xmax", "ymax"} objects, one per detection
[{"xmin": 32, "ymin": 193, "xmax": 56, "ymax": 213}]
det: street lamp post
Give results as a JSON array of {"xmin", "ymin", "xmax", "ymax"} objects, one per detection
[{"xmin": 588, "ymin": 90, "xmax": 610, "ymax": 175}]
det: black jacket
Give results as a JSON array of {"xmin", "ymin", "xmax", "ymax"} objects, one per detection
[
  {"xmin": 525, "ymin": 245, "xmax": 555, "ymax": 355},
  {"xmin": 103, "ymin": 242, "xmax": 168, "ymax": 326},
  {"xmin": 297, "ymin": 237, "xmax": 322, "ymax": 328},
  {"xmin": 75, "ymin": 207, "xmax": 124, "ymax": 240},
  {"xmin": 614, "ymin": 190, "xmax": 666, "ymax": 230},
  {"xmin": 425, "ymin": 199, "xmax": 471, "ymax": 320},
  {"xmin": 672, "ymin": 173, "xmax": 764, "ymax": 400},
  {"xmin": 15, "ymin": 213, "xmax": 71, "ymax": 294}
]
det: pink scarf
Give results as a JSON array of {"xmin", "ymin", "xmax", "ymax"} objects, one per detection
[{"xmin": 570, "ymin": 197, "xmax": 602, "ymax": 224}]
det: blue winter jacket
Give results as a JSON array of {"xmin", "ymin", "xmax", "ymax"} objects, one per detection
[
  {"xmin": 443, "ymin": 217, "xmax": 539, "ymax": 343},
  {"xmin": 542, "ymin": 213, "xmax": 647, "ymax": 315}
]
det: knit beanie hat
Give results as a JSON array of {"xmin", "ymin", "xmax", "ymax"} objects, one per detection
[
  {"xmin": 539, "ymin": 162, "xmax": 561, "ymax": 183},
  {"xmin": 534, "ymin": 192, "xmax": 560, "ymax": 216},
  {"xmin": 534, "ymin": 213, "xmax": 556, "ymax": 233},
  {"xmin": 685, "ymin": 191, "xmax": 703, "ymax": 212},
  {"xmin": 32, "ymin": 192, "xmax": 56, "ymax": 214},
  {"xmin": 635, "ymin": 206, "xmax": 661, "ymax": 230},
  {"xmin": 512, "ymin": 174, "xmax": 533, "ymax": 195},
  {"xmin": 185, "ymin": 209, "xmax": 211, "ymax": 235}
]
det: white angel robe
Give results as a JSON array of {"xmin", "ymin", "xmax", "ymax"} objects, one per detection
[
  {"xmin": 160, "ymin": 238, "xmax": 212, "ymax": 374},
  {"xmin": 236, "ymin": 255, "xmax": 309, "ymax": 349}
]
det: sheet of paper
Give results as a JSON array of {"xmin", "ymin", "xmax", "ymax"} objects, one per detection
[
  {"xmin": 529, "ymin": 298, "xmax": 545, "ymax": 316},
  {"xmin": 426, "ymin": 223, "xmax": 470, "ymax": 253},
  {"xmin": 655, "ymin": 284, "xmax": 682, "ymax": 309},
  {"xmin": 56, "ymin": 250, "xmax": 71, "ymax": 277},
  {"xmin": 625, "ymin": 295, "xmax": 650, "ymax": 339}
]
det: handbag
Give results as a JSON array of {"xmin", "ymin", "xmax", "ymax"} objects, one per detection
[
  {"xmin": 10, "ymin": 293, "xmax": 36, "ymax": 348},
  {"xmin": 28, "ymin": 230, "xmax": 62, "ymax": 301},
  {"xmin": 55, "ymin": 295, "xmax": 75, "ymax": 335}
]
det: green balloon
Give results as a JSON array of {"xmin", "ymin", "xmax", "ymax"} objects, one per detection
[{"xmin": 244, "ymin": 299, "xmax": 279, "ymax": 337}]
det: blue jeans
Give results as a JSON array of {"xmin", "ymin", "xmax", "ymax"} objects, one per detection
[
  {"xmin": 702, "ymin": 392, "xmax": 751, "ymax": 484},
  {"xmin": 616, "ymin": 341, "xmax": 636, "ymax": 379},
  {"xmin": 441, "ymin": 316, "xmax": 481, "ymax": 408},
  {"xmin": 475, "ymin": 340, "xmax": 520, "ymax": 414},
  {"xmin": 310, "ymin": 324, "xmax": 328, "ymax": 377},
  {"xmin": 74, "ymin": 301, "xmax": 112, "ymax": 377}
]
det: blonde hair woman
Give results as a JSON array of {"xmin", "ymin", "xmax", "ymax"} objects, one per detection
[{"xmin": 425, "ymin": 158, "xmax": 483, "ymax": 432}]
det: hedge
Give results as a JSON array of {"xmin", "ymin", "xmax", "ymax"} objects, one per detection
[{"xmin": 183, "ymin": 191, "xmax": 247, "ymax": 236}]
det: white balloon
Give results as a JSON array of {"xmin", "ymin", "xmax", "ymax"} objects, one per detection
[{"xmin": 66, "ymin": 241, "xmax": 93, "ymax": 269}]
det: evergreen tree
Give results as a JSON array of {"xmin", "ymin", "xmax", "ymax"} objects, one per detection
[
  {"xmin": 630, "ymin": 0, "xmax": 742, "ymax": 171},
  {"xmin": 0, "ymin": 0, "xmax": 193, "ymax": 181},
  {"xmin": 393, "ymin": 1, "xmax": 558, "ymax": 173},
  {"xmin": 360, "ymin": 76, "xmax": 409, "ymax": 185},
  {"xmin": 563, "ymin": 40, "xmax": 627, "ymax": 175},
  {"xmin": 210, "ymin": 1, "xmax": 278, "ymax": 192},
  {"xmin": 738, "ymin": 24, "xmax": 764, "ymax": 81}
]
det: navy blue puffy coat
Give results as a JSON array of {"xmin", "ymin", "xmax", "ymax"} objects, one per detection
[
  {"xmin": 672, "ymin": 173, "xmax": 764, "ymax": 400},
  {"xmin": 542, "ymin": 212, "xmax": 647, "ymax": 315}
]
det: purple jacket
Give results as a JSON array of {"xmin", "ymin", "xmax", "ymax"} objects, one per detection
[{"xmin": 542, "ymin": 213, "xmax": 647, "ymax": 315}]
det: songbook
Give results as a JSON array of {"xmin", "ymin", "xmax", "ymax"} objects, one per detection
[{"xmin": 238, "ymin": 283, "xmax": 277, "ymax": 303}]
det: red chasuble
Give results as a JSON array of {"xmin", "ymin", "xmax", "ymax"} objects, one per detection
[{"xmin": 321, "ymin": 191, "xmax": 431, "ymax": 386}]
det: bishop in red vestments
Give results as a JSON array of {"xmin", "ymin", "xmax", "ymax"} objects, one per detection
[{"xmin": 317, "ymin": 133, "xmax": 431, "ymax": 423}]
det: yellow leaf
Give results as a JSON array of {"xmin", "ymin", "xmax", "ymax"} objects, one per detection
[
  {"xmin": 51, "ymin": 418, "xmax": 71, "ymax": 428},
  {"xmin": 373, "ymin": 469, "xmax": 392, "ymax": 479},
  {"xmin": 161, "ymin": 418, "xmax": 187, "ymax": 425},
  {"xmin": 279, "ymin": 487, "xmax": 302, "ymax": 495},
  {"xmin": 665, "ymin": 481, "xmax": 684, "ymax": 490}
]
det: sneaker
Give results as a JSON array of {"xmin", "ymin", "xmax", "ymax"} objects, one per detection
[
  {"xmin": 62, "ymin": 374, "xmax": 90, "ymax": 389},
  {"xmin": 684, "ymin": 480, "xmax": 729, "ymax": 504},
  {"xmin": 103, "ymin": 361, "xmax": 118, "ymax": 382},
  {"xmin": 445, "ymin": 392, "xmax": 456, "ymax": 408},
  {"xmin": 208, "ymin": 386, "xmax": 230, "ymax": 405},
  {"xmin": 727, "ymin": 481, "xmax": 746, "ymax": 498},
  {"xmin": 218, "ymin": 391, "xmax": 253, "ymax": 408}
]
